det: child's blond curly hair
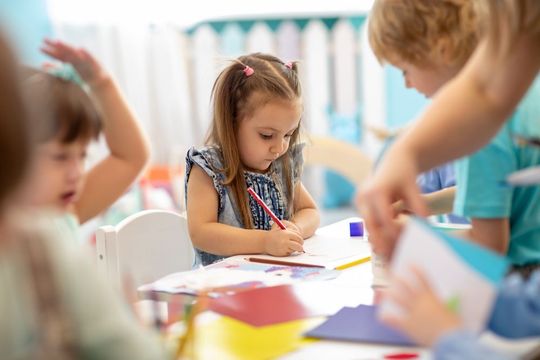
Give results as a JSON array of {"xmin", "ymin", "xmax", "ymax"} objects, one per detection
[{"xmin": 368, "ymin": 0, "xmax": 477, "ymax": 67}]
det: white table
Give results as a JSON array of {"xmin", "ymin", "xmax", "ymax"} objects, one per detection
[
  {"xmin": 277, "ymin": 217, "xmax": 428, "ymax": 359},
  {"xmin": 139, "ymin": 217, "xmax": 539, "ymax": 359},
  {"xmin": 193, "ymin": 217, "xmax": 428, "ymax": 359},
  {"xmin": 142, "ymin": 217, "xmax": 429, "ymax": 359}
]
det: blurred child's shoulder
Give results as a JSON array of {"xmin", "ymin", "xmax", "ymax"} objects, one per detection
[
  {"xmin": 12, "ymin": 210, "xmax": 82, "ymax": 258},
  {"xmin": 187, "ymin": 145, "xmax": 223, "ymax": 163},
  {"xmin": 186, "ymin": 145, "xmax": 225, "ymax": 177}
]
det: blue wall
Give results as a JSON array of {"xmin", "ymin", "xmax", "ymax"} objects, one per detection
[
  {"xmin": 0, "ymin": 0, "xmax": 53, "ymax": 66},
  {"xmin": 384, "ymin": 64, "xmax": 429, "ymax": 129}
]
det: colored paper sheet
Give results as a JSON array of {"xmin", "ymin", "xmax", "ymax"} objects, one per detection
[
  {"xmin": 207, "ymin": 282, "xmax": 358, "ymax": 327},
  {"xmin": 305, "ymin": 304, "xmax": 414, "ymax": 346},
  {"xmin": 138, "ymin": 267, "xmax": 292, "ymax": 298},
  {"xmin": 139, "ymin": 260, "xmax": 341, "ymax": 299},
  {"xmin": 186, "ymin": 316, "xmax": 322, "ymax": 360},
  {"xmin": 382, "ymin": 218, "xmax": 509, "ymax": 332},
  {"xmin": 207, "ymin": 257, "xmax": 341, "ymax": 281}
]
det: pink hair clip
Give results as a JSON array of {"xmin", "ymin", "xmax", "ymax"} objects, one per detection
[
  {"xmin": 243, "ymin": 65, "xmax": 255, "ymax": 77},
  {"xmin": 284, "ymin": 62, "xmax": 293, "ymax": 69}
]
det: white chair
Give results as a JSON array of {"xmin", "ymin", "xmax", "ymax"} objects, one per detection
[
  {"xmin": 303, "ymin": 135, "xmax": 373, "ymax": 185},
  {"xmin": 96, "ymin": 209, "xmax": 195, "ymax": 290}
]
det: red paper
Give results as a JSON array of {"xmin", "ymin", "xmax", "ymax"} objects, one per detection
[{"xmin": 207, "ymin": 282, "xmax": 359, "ymax": 327}]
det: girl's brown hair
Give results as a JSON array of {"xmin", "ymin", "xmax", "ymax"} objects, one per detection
[
  {"xmin": 368, "ymin": 0, "xmax": 477, "ymax": 67},
  {"xmin": 206, "ymin": 53, "xmax": 302, "ymax": 228},
  {"xmin": 0, "ymin": 36, "xmax": 32, "ymax": 210},
  {"xmin": 23, "ymin": 68, "xmax": 102, "ymax": 144}
]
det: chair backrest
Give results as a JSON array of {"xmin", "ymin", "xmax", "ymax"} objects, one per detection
[
  {"xmin": 96, "ymin": 209, "xmax": 195, "ymax": 290},
  {"xmin": 303, "ymin": 135, "xmax": 373, "ymax": 185}
]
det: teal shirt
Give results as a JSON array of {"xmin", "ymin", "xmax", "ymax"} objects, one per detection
[{"xmin": 454, "ymin": 77, "xmax": 540, "ymax": 265}]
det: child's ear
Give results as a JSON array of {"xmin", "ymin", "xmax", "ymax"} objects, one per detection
[{"xmin": 436, "ymin": 38, "xmax": 453, "ymax": 65}]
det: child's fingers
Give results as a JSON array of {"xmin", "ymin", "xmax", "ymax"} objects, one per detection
[
  {"xmin": 358, "ymin": 188, "xmax": 398, "ymax": 257},
  {"xmin": 77, "ymin": 48, "xmax": 99, "ymax": 66},
  {"xmin": 40, "ymin": 46, "xmax": 60, "ymax": 60},
  {"xmin": 289, "ymin": 232, "xmax": 303, "ymax": 244},
  {"xmin": 43, "ymin": 38, "xmax": 63, "ymax": 48},
  {"xmin": 403, "ymin": 183, "xmax": 429, "ymax": 218},
  {"xmin": 379, "ymin": 312, "xmax": 407, "ymax": 333},
  {"xmin": 41, "ymin": 62, "xmax": 56, "ymax": 71},
  {"xmin": 40, "ymin": 45, "xmax": 75, "ymax": 64},
  {"xmin": 385, "ymin": 287, "xmax": 414, "ymax": 312},
  {"xmin": 41, "ymin": 39, "xmax": 84, "ymax": 65},
  {"xmin": 386, "ymin": 276, "xmax": 417, "ymax": 310},
  {"xmin": 410, "ymin": 266, "xmax": 432, "ymax": 291},
  {"xmin": 396, "ymin": 275, "xmax": 417, "ymax": 296},
  {"xmin": 282, "ymin": 220, "xmax": 301, "ymax": 234},
  {"xmin": 288, "ymin": 241, "xmax": 304, "ymax": 253}
]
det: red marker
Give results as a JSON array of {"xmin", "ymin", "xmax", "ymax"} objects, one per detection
[
  {"xmin": 383, "ymin": 353, "xmax": 419, "ymax": 359},
  {"xmin": 247, "ymin": 187, "xmax": 286, "ymax": 230}
]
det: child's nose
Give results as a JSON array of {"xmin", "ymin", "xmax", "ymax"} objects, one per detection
[
  {"xmin": 67, "ymin": 160, "xmax": 84, "ymax": 181},
  {"xmin": 271, "ymin": 139, "xmax": 286, "ymax": 155}
]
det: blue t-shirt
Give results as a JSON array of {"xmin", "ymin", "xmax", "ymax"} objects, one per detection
[
  {"xmin": 377, "ymin": 136, "xmax": 466, "ymax": 223},
  {"xmin": 454, "ymin": 77, "xmax": 540, "ymax": 265},
  {"xmin": 185, "ymin": 145, "xmax": 303, "ymax": 265},
  {"xmin": 417, "ymin": 163, "xmax": 469, "ymax": 224},
  {"xmin": 417, "ymin": 162, "xmax": 456, "ymax": 193}
]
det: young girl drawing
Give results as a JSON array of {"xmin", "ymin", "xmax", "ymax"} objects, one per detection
[
  {"xmin": 185, "ymin": 53, "xmax": 320, "ymax": 266},
  {"xmin": 23, "ymin": 39, "xmax": 149, "ymax": 228}
]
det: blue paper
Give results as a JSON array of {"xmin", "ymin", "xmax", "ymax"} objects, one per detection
[{"xmin": 305, "ymin": 304, "xmax": 415, "ymax": 346}]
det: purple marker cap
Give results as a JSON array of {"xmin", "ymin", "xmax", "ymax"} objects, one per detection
[{"xmin": 349, "ymin": 221, "xmax": 364, "ymax": 237}]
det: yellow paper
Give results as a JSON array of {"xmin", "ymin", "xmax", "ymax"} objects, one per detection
[{"xmin": 187, "ymin": 316, "xmax": 324, "ymax": 360}]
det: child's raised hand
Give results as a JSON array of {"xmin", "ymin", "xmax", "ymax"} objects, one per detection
[
  {"xmin": 263, "ymin": 228, "xmax": 303, "ymax": 256},
  {"xmin": 40, "ymin": 38, "xmax": 110, "ymax": 88},
  {"xmin": 380, "ymin": 267, "xmax": 461, "ymax": 346}
]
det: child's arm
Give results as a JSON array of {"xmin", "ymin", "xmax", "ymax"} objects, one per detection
[
  {"xmin": 358, "ymin": 34, "xmax": 540, "ymax": 255},
  {"xmin": 187, "ymin": 165, "xmax": 304, "ymax": 257},
  {"xmin": 456, "ymin": 218, "xmax": 510, "ymax": 255},
  {"xmin": 290, "ymin": 182, "xmax": 320, "ymax": 239},
  {"xmin": 423, "ymin": 187, "xmax": 456, "ymax": 215},
  {"xmin": 393, "ymin": 187, "xmax": 456, "ymax": 216},
  {"xmin": 41, "ymin": 39, "xmax": 150, "ymax": 223}
]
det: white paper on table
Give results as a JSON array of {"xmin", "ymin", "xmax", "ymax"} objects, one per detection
[
  {"xmin": 380, "ymin": 218, "xmax": 509, "ymax": 333},
  {"xmin": 234, "ymin": 232, "xmax": 372, "ymax": 269}
]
